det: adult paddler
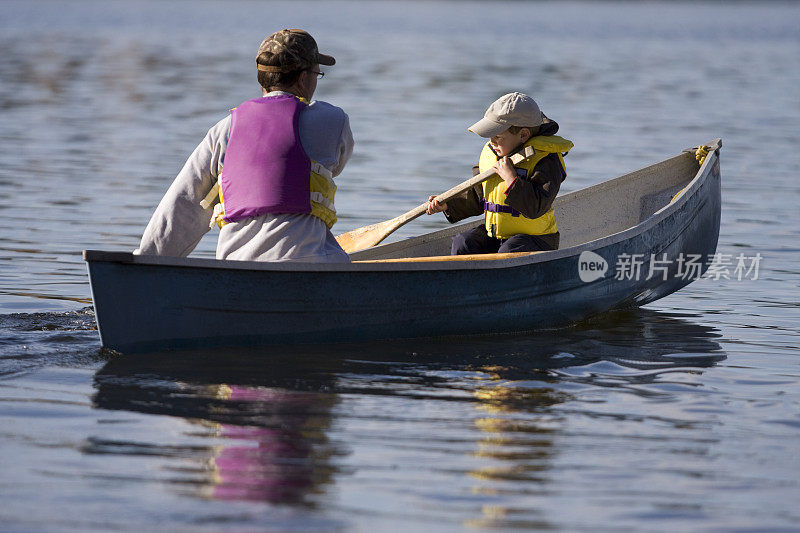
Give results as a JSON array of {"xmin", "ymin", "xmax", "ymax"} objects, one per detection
[{"xmin": 136, "ymin": 29, "xmax": 354, "ymax": 262}]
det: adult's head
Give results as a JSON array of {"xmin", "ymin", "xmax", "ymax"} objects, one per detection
[{"xmin": 256, "ymin": 29, "xmax": 335, "ymax": 100}]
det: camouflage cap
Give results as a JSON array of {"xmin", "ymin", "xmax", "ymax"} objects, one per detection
[{"xmin": 256, "ymin": 29, "xmax": 335, "ymax": 73}]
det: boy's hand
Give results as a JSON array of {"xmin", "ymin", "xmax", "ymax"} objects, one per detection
[
  {"xmin": 494, "ymin": 156, "xmax": 518, "ymax": 186},
  {"xmin": 426, "ymin": 195, "xmax": 448, "ymax": 215}
]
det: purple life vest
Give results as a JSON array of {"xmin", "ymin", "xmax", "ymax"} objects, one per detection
[{"xmin": 220, "ymin": 95, "xmax": 312, "ymax": 223}]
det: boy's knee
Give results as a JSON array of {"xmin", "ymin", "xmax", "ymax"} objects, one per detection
[
  {"xmin": 498, "ymin": 234, "xmax": 552, "ymax": 254},
  {"xmin": 451, "ymin": 227, "xmax": 495, "ymax": 255},
  {"xmin": 451, "ymin": 232, "xmax": 472, "ymax": 255}
]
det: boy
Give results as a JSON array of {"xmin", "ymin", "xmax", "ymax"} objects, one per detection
[
  {"xmin": 426, "ymin": 92, "xmax": 572, "ymax": 254},
  {"xmin": 136, "ymin": 29, "xmax": 354, "ymax": 262}
]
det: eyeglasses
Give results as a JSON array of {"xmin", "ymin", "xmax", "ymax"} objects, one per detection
[{"xmin": 309, "ymin": 70, "xmax": 325, "ymax": 79}]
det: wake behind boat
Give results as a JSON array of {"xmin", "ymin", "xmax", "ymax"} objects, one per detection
[{"xmin": 84, "ymin": 140, "xmax": 721, "ymax": 354}]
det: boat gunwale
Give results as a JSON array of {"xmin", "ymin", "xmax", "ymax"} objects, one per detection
[{"xmin": 83, "ymin": 140, "xmax": 720, "ymax": 273}]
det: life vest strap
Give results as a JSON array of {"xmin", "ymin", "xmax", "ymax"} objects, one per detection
[
  {"xmin": 310, "ymin": 191, "xmax": 336, "ymax": 212},
  {"xmin": 210, "ymin": 202, "xmax": 225, "ymax": 228},
  {"xmin": 310, "ymin": 161, "xmax": 333, "ymax": 181},
  {"xmin": 482, "ymin": 200, "xmax": 520, "ymax": 217}
]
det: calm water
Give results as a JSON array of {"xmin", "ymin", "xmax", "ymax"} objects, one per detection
[{"xmin": 1, "ymin": 0, "xmax": 799, "ymax": 531}]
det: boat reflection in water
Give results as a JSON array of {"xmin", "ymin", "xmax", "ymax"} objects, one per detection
[
  {"xmin": 209, "ymin": 385, "xmax": 333, "ymax": 502},
  {"xmin": 200, "ymin": 386, "xmax": 338, "ymax": 503},
  {"xmin": 92, "ymin": 351, "xmax": 344, "ymax": 505},
  {"xmin": 91, "ymin": 308, "xmax": 724, "ymax": 514},
  {"xmin": 456, "ymin": 311, "xmax": 724, "ymax": 529}
]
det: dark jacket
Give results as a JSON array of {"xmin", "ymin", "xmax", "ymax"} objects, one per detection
[{"xmin": 443, "ymin": 117, "xmax": 566, "ymax": 249}]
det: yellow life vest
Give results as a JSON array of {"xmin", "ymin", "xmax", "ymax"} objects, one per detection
[{"xmin": 479, "ymin": 135, "xmax": 573, "ymax": 239}]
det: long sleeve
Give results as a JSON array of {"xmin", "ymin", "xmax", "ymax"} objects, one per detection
[
  {"xmin": 444, "ymin": 181, "xmax": 484, "ymax": 223},
  {"xmin": 135, "ymin": 115, "xmax": 230, "ymax": 256},
  {"xmin": 331, "ymin": 113, "xmax": 353, "ymax": 178}
]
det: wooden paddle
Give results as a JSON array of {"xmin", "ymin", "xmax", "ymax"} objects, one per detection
[{"xmin": 335, "ymin": 145, "xmax": 535, "ymax": 253}]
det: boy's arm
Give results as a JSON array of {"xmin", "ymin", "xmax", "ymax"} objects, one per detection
[
  {"xmin": 442, "ymin": 165, "xmax": 484, "ymax": 223},
  {"xmin": 504, "ymin": 153, "xmax": 564, "ymax": 220},
  {"xmin": 442, "ymin": 185, "xmax": 483, "ymax": 223}
]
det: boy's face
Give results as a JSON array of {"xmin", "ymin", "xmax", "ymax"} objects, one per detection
[{"xmin": 489, "ymin": 128, "xmax": 529, "ymax": 157}]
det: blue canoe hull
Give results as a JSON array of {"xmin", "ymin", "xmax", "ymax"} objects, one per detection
[{"xmin": 85, "ymin": 143, "xmax": 721, "ymax": 354}]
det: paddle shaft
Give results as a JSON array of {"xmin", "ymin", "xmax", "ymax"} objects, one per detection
[
  {"xmin": 405, "ymin": 145, "xmax": 537, "ymax": 221},
  {"xmin": 436, "ymin": 145, "xmax": 535, "ymax": 205},
  {"xmin": 336, "ymin": 146, "xmax": 535, "ymax": 253}
]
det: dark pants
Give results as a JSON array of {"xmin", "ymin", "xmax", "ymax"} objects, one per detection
[{"xmin": 451, "ymin": 226, "xmax": 557, "ymax": 255}]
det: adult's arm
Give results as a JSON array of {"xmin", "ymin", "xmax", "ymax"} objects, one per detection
[
  {"xmin": 300, "ymin": 100, "xmax": 353, "ymax": 177},
  {"xmin": 135, "ymin": 115, "xmax": 230, "ymax": 256},
  {"xmin": 331, "ymin": 113, "xmax": 353, "ymax": 177}
]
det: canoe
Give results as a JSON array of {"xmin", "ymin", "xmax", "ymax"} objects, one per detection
[{"xmin": 84, "ymin": 139, "xmax": 722, "ymax": 354}]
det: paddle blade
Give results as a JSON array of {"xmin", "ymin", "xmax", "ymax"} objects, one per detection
[{"xmin": 335, "ymin": 220, "xmax": 395, "ymax": 253}]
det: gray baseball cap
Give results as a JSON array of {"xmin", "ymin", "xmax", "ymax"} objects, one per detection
[{"xmin": 468, "ymin": 92, "xmax": 543, "ymax": 137}]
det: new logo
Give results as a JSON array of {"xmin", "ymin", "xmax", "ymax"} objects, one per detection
[{"xmin": 578, "ymin": 251, "xmax": 608, "ymax": 282}]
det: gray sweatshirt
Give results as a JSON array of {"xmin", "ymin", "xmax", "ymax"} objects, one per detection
[{"xmin": 135, "ymin": 92, "xmax": 354, "ymax": 262}]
